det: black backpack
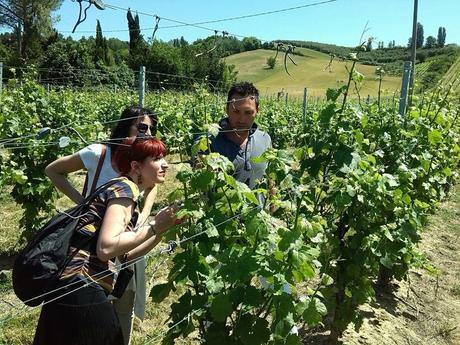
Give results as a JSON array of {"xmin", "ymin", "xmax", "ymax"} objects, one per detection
[{"xmin": 12, "ymin": 180, "xmax": 116, "ymax": 306}]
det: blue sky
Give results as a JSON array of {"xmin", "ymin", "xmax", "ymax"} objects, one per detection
[{"xmin": 49, "ymin": 0, "xmax": 459, "ymax": 47}]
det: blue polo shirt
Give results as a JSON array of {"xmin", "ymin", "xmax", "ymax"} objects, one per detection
[{"xmin": 210, "ymin": 118, "xmax": 272, "ymax": 191}]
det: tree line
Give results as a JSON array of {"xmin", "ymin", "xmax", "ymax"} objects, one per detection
[
  {"xmin": 407, "ymin": 23, "xmax": 447, "ymax": 49},
  {"xmin": 0, "ymin": 1, "xmax": 270, "ymax": 90}
]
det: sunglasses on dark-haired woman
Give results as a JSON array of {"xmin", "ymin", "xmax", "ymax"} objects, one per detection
[{"xmin": 136, "ymin": 122, "xmax": 156, "ymax": 134}]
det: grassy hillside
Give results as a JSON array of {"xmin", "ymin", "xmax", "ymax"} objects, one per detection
[
  {"xmin": 281, "ymin": 40, "xmax": 459, "ymax": 75},
  {"xmin": 225, "ymin": 48, "xmax": 402, "ymax": 98}
]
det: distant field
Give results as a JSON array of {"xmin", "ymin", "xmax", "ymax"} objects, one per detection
[{"xmin": 225, "ymin": 48, "xmax": 402, "ymax": 98}]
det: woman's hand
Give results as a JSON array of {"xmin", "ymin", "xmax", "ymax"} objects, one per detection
[{"xmin": 150, "ymin": 204, "xmax": 180, "ymax": 235}]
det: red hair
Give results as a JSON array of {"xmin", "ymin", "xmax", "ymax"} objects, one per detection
[{"xmin": 114, "ymin": 137, "xmax": 167, "ymax": 175}]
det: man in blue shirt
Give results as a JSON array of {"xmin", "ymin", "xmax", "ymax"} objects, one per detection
[{"xmin": 209, "ymin": 82, "xmax": 272, "ymax": 201}]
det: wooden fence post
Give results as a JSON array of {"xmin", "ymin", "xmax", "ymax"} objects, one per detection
[
  {"xmin": 302, "ymin": 87, "xmax": 308, "ymax": 128},
  {"xmin": 399, "ymin": 61, "xmax": 412, "ymax": 115},
  {"xmin": 139, "ymin": 66, "xmax": 146, "ymax": 107}
]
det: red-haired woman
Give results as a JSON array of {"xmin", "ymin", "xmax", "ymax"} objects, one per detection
[
  {"xmin": 45, "ymin": 106, "xmax": 158, "ymax": 345},
  {"xmin": 34, "ymin": 137, "xmax": 178, "ymax": 345}
]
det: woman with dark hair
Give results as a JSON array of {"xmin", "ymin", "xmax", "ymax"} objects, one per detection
[
  {"xmin": 45, "ymin": 106, "xmax": 158, "ymax": 345},
  {"xmin": 46, "ymin": 105, "xmax": 158, "ymax": 203},
  {"xmin": 35, "ymin": 136, "xmax": 177, "ymax": 345}
]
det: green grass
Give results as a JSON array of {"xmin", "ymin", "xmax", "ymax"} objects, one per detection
[
  {"xmin": 0, "ymin": 174, "xmax": 86, "ymax": 256},
  {"xmin": 225, "ymin": 48, "xmax": 402, "ymax": 98},
  {"xmin": 0, "ymin": 187, "xmax": 23, "ymax": 256}
]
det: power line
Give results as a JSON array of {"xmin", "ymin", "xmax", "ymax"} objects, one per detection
[
  {"xmin": 101, "ymin": 2, "xmax": 227, "ymax": 35},
  {"xmin": 64, "ymin": 0, "xmax": 338, "ymax": 36},
  {"xmin": 74, "ymin": 0, "xmax": 335, "ymax": 44},
  {"xmin": 159, "ymin": 0, "xmax": 338, "ymax": 29}
]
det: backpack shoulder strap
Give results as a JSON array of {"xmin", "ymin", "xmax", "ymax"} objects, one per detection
[{"xmin": 82, "ymin": 144, "xmax": 107, "ymax": 196}]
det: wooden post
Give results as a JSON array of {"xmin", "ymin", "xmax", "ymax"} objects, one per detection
[
  {"xmin": 285, "ymin": 93, "xmax": 288, "ymax": 106},
  {"xmin": 139, "ymin": 66, "xmax": 145, "ymax": 107},
  {"xmin": 409, "ymin": 0, "xmax": 418, "ymax": 103},
  {"xmin": 399, "ymin": 61, "xmax": 412, "ymax": 116},
  {"xmin": 302, "ymin": 87, "xmax": 308, "ymax": 128}
]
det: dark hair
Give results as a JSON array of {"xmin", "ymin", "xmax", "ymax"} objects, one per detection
[
  {"xmin": 226, "ymin": 82, "xmax": 260, "ymax": 109},
  {"xmin": 109, "ymin": 106, "xmax": 158, "ymax": 151},
  {"xmin": 114, "ymin": 137, "xmax": 167, "ymax": 176}
]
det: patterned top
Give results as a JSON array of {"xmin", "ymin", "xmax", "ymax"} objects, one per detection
[{"xmin": 60, "ymin": 176, "xmax": 140, "ymax": 293}]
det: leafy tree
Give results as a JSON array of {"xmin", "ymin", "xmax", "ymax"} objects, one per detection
[
  {"xmin": 106, "ymin": 37, "xmax": 129, "ymax": 64},
  {"xmin": 417, "ymin": 51, "xmax": 426, "ymax": 63},
  {"xmin": 425, "ymin": 36, "xmax": 437, "ymax": 49},
  {"xmin": 0, "ymin": 0, "xmax": 62, "ymax": 62},
  {"xmin": 220, "ymin": 36, "xmax": 244, "ymax": 56},
  {"xmin": 0, "ymin": 40, "xmax": 9, "ymax": 61},
  {"xmin": 242, "ymin": 36, "xmax": 261, "ymax": 51},
  {"xmin": 416, "ymin": 22, "xmax": 424, "ymax": 48},
  {"xmin": 262, "ymin": 41, "xmax": 274, "ymax": 50},
  {"xmin": 366, "ymin": 38, "xmax": 372, "ymax": 51},
  {"xmin": 171, "ymin": 36, "xmax": 188, "ymax": 48},
  {"xmin": 146, "ymin": 41, "xmax": 184, "ymax": 86},
  {"xmin": 94, "ymin": 20, "xmax": 111, "ymax": 65},
  {"xmin": 437, "ymin": 26, "xmax": 446, "ymax": 48},
  {"xmin": 38, "ymin": 36, "xmax": 134, "ymax": 88},
  {"xmin": 127, "ymin": 9, "xmax": 147, "ymax": 69},
  {"xmin": 266, "ymin": 56, "xmax": 276, "ymax": 69},
  {"xmin": 38, "ymin": 37, "xmax": 96, "ymax": 86}
]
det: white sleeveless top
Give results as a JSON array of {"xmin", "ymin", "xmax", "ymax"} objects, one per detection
[{"xmin": 78, "ymin": 144, "xmax": 119, "ymax": 197}]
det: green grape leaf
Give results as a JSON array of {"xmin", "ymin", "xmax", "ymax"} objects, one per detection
[
  {"xmin": 319, "ymin": 103, "xmax": 336, "ymax": 124},
  {"xmin": 303, "ymin": 297, "xmax": 327, "ymax": 325},
  {"xmin": 150, "ymin": 282, "xmax": 173, "ymax": 303},
  {"xmin": 192, "ymin": 136, "xmax": 209, "ymax": 156},
  {"xmin": 210, "ymin": 293, "xmax": 233, "ymax": 322},
  {"xmin": 285, "ymin": 334, "xmax": 302, "ymax": 345},
  {"xmin": 191, "ymin": 170, "xmax": 215, "ymax": 190},
  {"xmin": 428, "ymin": 129, "xmax": 442, "ymax": 145}
]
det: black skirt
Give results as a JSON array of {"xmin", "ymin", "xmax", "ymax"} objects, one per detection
[{"xmin": 33, "ymin": 280, "xmax": 124, "ymax": 345}]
